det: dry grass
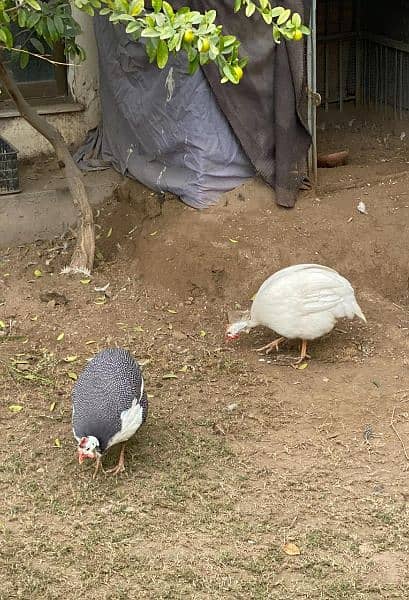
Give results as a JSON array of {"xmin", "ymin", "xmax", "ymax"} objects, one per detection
[{"xmin": 1, "ymin": 173, "xmax": 409, "ymax": 599}]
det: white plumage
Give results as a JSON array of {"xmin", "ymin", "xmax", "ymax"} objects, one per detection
[{"xmin": 226, "ymin": 264, "xmax": 366, "ymax": 362}]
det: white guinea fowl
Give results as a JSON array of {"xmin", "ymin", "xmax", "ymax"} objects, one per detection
[{"xmin": 226, "ymin": 264, "xmax": 366, "ymax": 362}]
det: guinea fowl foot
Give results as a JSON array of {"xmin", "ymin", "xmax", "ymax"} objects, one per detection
[
  {"xmin": 255, "ymin": 336, "xmax": 286, "ymax": 354},
  {"xmin": 106, "ymin": 444, "xmax": 126, "ymax": 476},
  {"xmin": 92, "ymin": 455, "xmax": 104, "ymax": 480},
  {"xmin": 292, "ymin": 339, "xmax": 311, "ymax": 365}
]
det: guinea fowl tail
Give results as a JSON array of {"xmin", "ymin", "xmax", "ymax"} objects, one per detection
[{"xmin": 354, "ymin": 301, "xmax": 367, "ymax": 323}]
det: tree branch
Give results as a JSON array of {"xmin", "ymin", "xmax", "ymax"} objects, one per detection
[{"xmin": 0, "ymin": 58, "xmax": 95, "ymax": 273}]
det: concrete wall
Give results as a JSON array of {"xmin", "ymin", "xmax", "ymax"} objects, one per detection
[{"xmin": 1, "ymin": 11, "xmax": 100, "ymax": 158}]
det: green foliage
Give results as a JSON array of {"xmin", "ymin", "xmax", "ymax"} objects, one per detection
[{"xmin": 0, "ymin": 0, "xmax": 310, "ymax": 84}]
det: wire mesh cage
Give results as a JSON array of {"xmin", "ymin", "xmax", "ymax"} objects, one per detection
[{"xmin": 0, "ymin": 136, "xmax": 20, "ymax": 195}]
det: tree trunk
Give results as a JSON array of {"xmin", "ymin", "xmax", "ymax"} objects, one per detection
[{"xmin": 0, "ymin": 59, "xmax": 95, "ymax": 274}]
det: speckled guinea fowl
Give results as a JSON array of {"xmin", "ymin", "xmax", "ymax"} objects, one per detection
[
  {"xmin": 72, "ymin": 347, "xmax": 148, "ymax": 478},
  {"xmin": 226, "ymin": 264, "xmax": 366, "ymax": 363}
]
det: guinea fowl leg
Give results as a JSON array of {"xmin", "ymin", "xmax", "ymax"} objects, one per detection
[
  {"xmin": 255, "ymin": 336, "xmax": 286, "ymax": 354},
  {"xmin": 293, "ymin": 339, "xmax": 311, "ymax": 364},
  {"xmin": 92, "ymin": 455, "xmax": 104, "ymax": 480},
  {"xmin": 106, "ymin": 443, "xmax": 126, "ymax": 476}
]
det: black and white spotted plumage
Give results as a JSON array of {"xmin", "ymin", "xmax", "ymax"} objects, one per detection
[{"xmin": 72, "ymin": 348, "xmax": 148, "ymax": 452}]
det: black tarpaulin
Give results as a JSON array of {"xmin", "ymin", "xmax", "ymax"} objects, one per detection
[{"xmin": 75, "ymin": 1, "xmax": 311, "ymax": 208}]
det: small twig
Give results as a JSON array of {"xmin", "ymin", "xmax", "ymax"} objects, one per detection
[
  {"xmin": 1, "ymin": 45, "xmax": 75, "ymax": 67},
  {"xmin": 390, "ymin": 406, "xmax": 409, "ymax": 462}
]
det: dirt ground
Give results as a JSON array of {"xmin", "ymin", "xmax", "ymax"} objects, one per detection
[{"xmin": 1, "ymin": 155, "xmax": 409, "ymax": 599}]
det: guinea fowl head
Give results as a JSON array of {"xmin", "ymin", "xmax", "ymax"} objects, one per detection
[
  {"xmin": 77, "ymin": 436, "xmax": 101, "ymax": 464},
  {"xmin": 225, "ymin": 310, "xmax": 252, "ymax": 341}
]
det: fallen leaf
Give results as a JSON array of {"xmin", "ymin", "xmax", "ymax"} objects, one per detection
[
  {"xmin": 57, "ymin": 332, "xmax": 65, "ymax": 341},
  {"xmin": 80, "ymin": 278, "xmax": 91, "ymax": 285},
  {"xmin": 167, "ymin": 309, "xmax": 178, "ymax": 314},
  {"xmin": 64, "ymin": 355, "xmax": 78, "ymax": 363},
  {"xmin": 30, "ymin": 315, "xmax": 38, "ymax": 321},
  {"xmin": 133, "ymin": 325, "xmax": 144, "ymax": 333},
  {"xmin": 179, "ymin": 365, "xmax": 188, "ymax": 373},
  {"xmin": 85, "ymin": 340, "xmax": 97, "ymax": 345},
  {"xmin": 8, "ymin": 404, "xmax": 23, "ymax": 413},
  {"xmin": 229, "ymin": 238, "xmax": 239, "ymax": 243},
  {"xmin": 49, "ymin": 401, "xmax": 56, "ymax": 412},
  {"xmin": 149, "ymin": 230, "xmax": 158, "ymax": 236},
  {"xmin": 54, "ymin": 438, "xmax": 62, "ymax": 448},
  {"xmin": 34, "ymin": 269, "xmax": 43, "ymax": 277},
  {"xmin": 67, "ymin": 371, "xmax": 78, "ymax": 381},
  {"xmin": 147, "ymin": 393, "xmax": 154, "ymax": 398},
  {"xmin": 283, "ymin": 542, "xmax": 301, "ymax": 556},
  {"xmin": 106, "ymin": 227, "xmax": 113, "ymax": 238},
  {"xmin": 162, "ymin": 373, "xmax": 178, "ymax": 379},
  {"xmin": 296, "ymin": 362, "xmax": 308, "ymax": 370},
  {"xmin": 199, "ymin": 330, "xmax": 207, "ymax": 337},
  {"xmin": 94, "ymin": 297, "xmax": 106, "ymax": 305},
  {"xmin": 0, "ymin": 320, "xmax": 5, "ymax": 329}
]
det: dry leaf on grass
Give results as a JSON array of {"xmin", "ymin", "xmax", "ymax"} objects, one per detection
[{"xmin": 282, "ymin": 542, "xmax": 301, "ymax": 556}]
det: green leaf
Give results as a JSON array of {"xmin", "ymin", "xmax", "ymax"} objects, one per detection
[
  {"xmin": 245, "ymin": 2, "xmax": 256, "ymax": 17},
  {"xmin": 259, "ymin": 0, "xmax": 268, "ymax": 9},
  {"xmin": 26, "ymin": 12, "xmax": 41, "ymax": 28},
  {"xmin": 18, "ymin": 10, "xmax": 27, "ymax": 28},
  {"xmin": 146, "ymin": 37, "xmax": 158, "ymax": 62},
  {"xmin": 188, "ymin": 54, "xmax": 199, "ymax": 75},
  {"xmin": 152, "ymin": 0, "xmax": 162, "ymax": 11},
  {"xmin": 206, "ymin": 9, "xmax": 216, "ymax": 24},
  {"xmin": 187, "ymin": 45, "xmax": 197, "ymax": 62},
  {"xmin": 168, "ymin": 32, "xmax": 179, "ymax": 51},
  {"xmin": 270, "ymin": 6, "xmax": 284, "ymax": 18},
  {"xmin": 292, "ymin": 12, "xmax": 301, "ymax": 28},
  {"xmin": 126, "ymin": 22, "xmax": 140, "ymax": 34},
  {"xmin": 261, "ymin": 11, "xmax": 272, "ymax": 25},
  {"xmin": 233, "ymin": 0, "xmax": 242, "ymax": 12},
  {"xmin": 272, "ymin": 25, "xmax": 282, "ymax": 43},
  {"xmin": 25, "ymin": 0, "xmax": 41, "ymax": 10},
  {"xmin": 222, "ymin": 35, "xmax": 236, "ymax": 48},
  {"xmin": 277, "ymin": 8, "xmax": 291, "ymax": 25},
  {"xmin": 156, "ymin": 38, "xmax": 168, "ymax": 68},
  {"xmin": 19, "ymin": 51, "xmax": 29, "ymax": 69},
  {"xmin": 162, "ymin": 1, "xmax": 174, "ymax": 19},
  {"xmin": 129, "ymin": 0, "xmax": 144, "ymax": 16},
  {"xmin": 47, "ymin": 16, "xmax": 58, "ymax": 41},
  {"xmin": 141, "ymin": 27, "xmax": 160, "ymax": 37},
  {"xmin": 54, "ymin": 15, "xmax": 65, "ymax": 35},
  {"xmin": 30, "ymin": 37, "xmax": 45, "ymax": 54},
  {"xmin": 0, "ymin": 27, "xmax": 13, "ymax": 49},
  {"xmin": 222, "ymin": 62, "xmax": 236, "ymax": 84}
]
